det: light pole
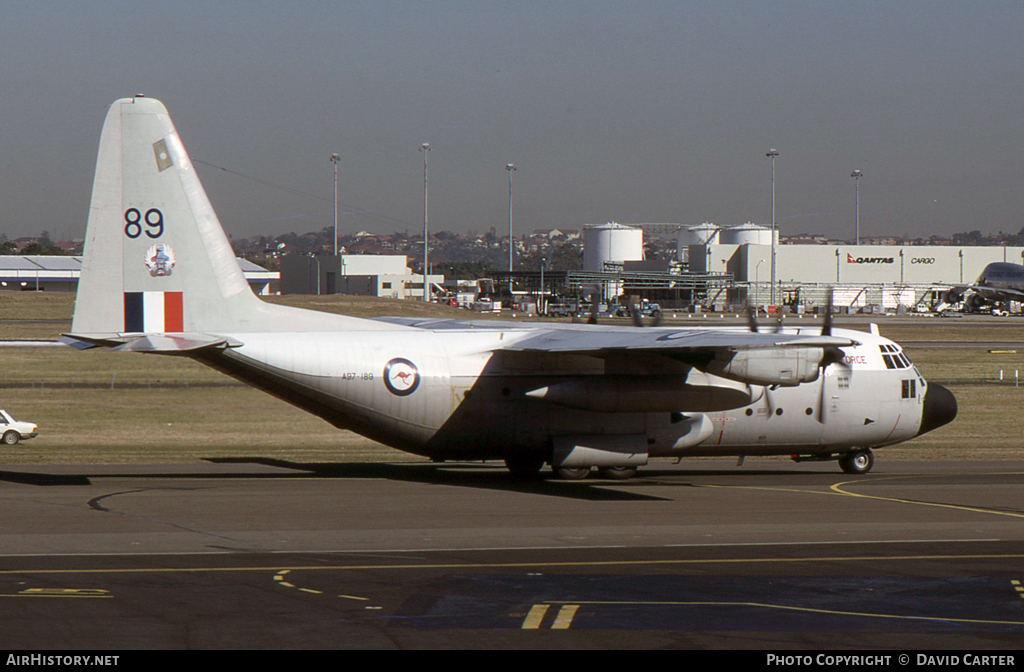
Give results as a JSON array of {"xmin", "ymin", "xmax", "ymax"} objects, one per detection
[
  {"xmin": 506, "ymin": 163, "xmax": 516, "ymax": 295},
  {"xmin": 766, "ymin": 149, "xmax": 779, "ymax": 307},
  {"xmin": 540, "ymin": 256, "xmax": 546, "ymax": 315},
  {"xmin": 755, "ymin": 258, "xmax": 765, "ymax": 307},
  {"xmin": 851, "ymin": 170, "xmax": 862, "ymax": 245},
  {"xmin": 420, "ymin": 143, "xmax": 431, "ymax": 302},
  {"xmin": 329, "ymin": 153, "xmax": 340, "ymax": 256}
]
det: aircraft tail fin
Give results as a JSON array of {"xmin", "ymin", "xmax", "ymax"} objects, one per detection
[{"xmin": 72, "ymin": 96, "xmax": 383, "ymax": 337}]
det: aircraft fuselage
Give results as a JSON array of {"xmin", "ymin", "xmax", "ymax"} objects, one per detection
[{"xmin": 200, "ymin": 324, "xmax": 936, "ymax": 464}]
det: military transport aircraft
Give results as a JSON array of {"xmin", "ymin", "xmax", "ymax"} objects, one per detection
[
  {"xmin": 938, "ymin": 262, "xmax": 1024, "ymax": 313},
  {"xmin": 62, "ymin": 96, "xmax": 957, "ymax": 479}
]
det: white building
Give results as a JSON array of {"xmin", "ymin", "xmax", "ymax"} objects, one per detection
[
  {"xmin": 280, "ymin": 254, "xmax": 444, "ymax": 300},
  {"xmin": 690, "ymin": 242, "xmax": 1024, "ymax": 309},
  {"xmin": 691, "ymin": 244, "xmax": 1023, "ymax": 285}
]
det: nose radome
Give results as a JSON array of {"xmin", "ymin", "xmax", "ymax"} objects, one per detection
[{"xmin": 917, "ymin": 383, "xmax": 957, "ymax": 436}]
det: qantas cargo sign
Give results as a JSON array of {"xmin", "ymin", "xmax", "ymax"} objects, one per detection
[{"xmin": 847, "ymin": 253, "xmax": 894, "ymax": 264}]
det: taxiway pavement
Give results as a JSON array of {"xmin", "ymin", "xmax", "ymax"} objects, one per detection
[{"xmin": 2, "ymin": 459, "xmax": 1023, "ymax": 649}]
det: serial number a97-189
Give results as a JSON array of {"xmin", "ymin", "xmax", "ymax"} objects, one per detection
[{"xmin": 341, "ymin": 373, "xmax": 374, "ymax": 381}]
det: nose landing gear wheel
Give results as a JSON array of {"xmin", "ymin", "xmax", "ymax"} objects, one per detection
[{"xmin": 838, "ymin": 448, "xmax": 874, "ymax": 475}]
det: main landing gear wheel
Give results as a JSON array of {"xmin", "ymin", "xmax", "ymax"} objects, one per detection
[
  {"xmin": 838, "ymin": 448, "xmax": 874, "ymax": 475},
  {"xmin": 554, "ymin": 466, "xmax": 591, "ymax": 480},
  {"xmin": 597, "ymin": 466, "xmax": 638, "ymax": 480}
]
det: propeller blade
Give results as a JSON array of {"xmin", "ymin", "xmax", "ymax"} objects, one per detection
[
  {"xmin": 746, "ymin": 306, "xmax": 759, "ymax": 333},
  {"xmin": 822, "ymin": 287, "xmax": 834, "ymax": 337},
  {"xmin": 816, "ymin": 353, "xmax": 851, "ymax": 424},
  {"xmin": 587, "ymin": 284, "xmax": 600, "ymax": 325},
  {"xmin": 630, "ymin": 303, "xmax": 644, "ymax": 328},
  {"xmin": 815, "ymin": 289, "xmax": 850, "ymax": 423},
  {"xmin": 818, "ymin": 371, "xmax": 829, "ymax": 423}
]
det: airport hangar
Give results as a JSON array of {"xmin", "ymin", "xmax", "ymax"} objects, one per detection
[{"xmin": 0, "ymin": 255, "xmax": 278, "ymax": 295}]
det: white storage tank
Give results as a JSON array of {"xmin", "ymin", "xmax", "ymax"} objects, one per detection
[
  {"xmin": 677, "ymin": 222, "xmax": 720, "ymax": 246},
  {"xmin": 720, "ymin": 222, "xmax": 776, "ymax": 246},
  {"xmin": 583, "ymin": 223, "xmax": 644, "ymax": 272},
  {"xmin": 676, "ymin": 222, "xmax": 719, "ymax": 262}
]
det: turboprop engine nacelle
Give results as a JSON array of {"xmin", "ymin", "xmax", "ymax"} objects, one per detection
[
  {"xmin": 705, "ymin": 347, "xmax": 824, "ymax": 386},
  {"xmin": 525, "ymin": 370, "xmax": 758, "ymax": 413}
]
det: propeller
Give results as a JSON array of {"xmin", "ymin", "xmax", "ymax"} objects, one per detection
[
  {"xmin": 752, "ymin": 304, "xmax": 784, "ymax": 333},
  {"xmin": 821, "ymin": 287, "xmax": 834, "ymax": 337},
  {"xmin": 573, "ymin": 284, "xmax": 601, "ymax": 325},
  {"xmin": 630, "ymin": 302, "xmax": 644, "ymax": 328},
  {"xmin": 744, "ymin": 306, "xmax": 782, "ymax": 419},
  {"xmin": 765, "ymin": 384, "xmax": 778, "ymax": 419},
  {"xmin": 629, "ymin": 301, "xmax": 662, "ymax": 328},
  {"xmin": 587, "ymin": 285, "xmax": 600, "ymax": 325},
  {"xmin": 817, "ymin": 287, "xmax": 851, "ymax": 423}
]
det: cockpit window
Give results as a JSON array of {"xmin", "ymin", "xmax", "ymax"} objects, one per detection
[
  {"xmin": 880, "ymin": 344, "xmax": 912, "ymax": 369},
  {"xmin": 902, "ymin": 378, "xmax": 916, "ymax": 399}
]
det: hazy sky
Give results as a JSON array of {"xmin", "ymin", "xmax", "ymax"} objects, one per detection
[{"xmin": 2, "ymin": 1, "xmax": 1022, "ymax": 242}]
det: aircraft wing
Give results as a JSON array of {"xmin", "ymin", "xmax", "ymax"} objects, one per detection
[
  {"xmin": 938, "ymin": 282, "xmax": 1024, "ymax": 300},
  {"xmin": 967, "ymin": 284, "xmax": 1024, "ymax": 300},
  {"xmin": 374, "ymin": 317, "xmax": 856, "ymax": 387},
  {"xmin": 499, "ymin": 326, "xmax": 852, "ymax": 354},
  {"xmin": 374, "ymin": 316, "xmax": 853, "ymax": 351}
]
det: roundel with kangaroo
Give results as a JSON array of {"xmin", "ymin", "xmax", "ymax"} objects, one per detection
[{"xmin": 383, "ymin": 358, "xmax": 420, "ymax": 396}]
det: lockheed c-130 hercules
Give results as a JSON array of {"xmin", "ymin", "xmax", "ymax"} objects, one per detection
[{"xmin": 62, "ymin": 96, "xmax": 958, "ymax": 479}]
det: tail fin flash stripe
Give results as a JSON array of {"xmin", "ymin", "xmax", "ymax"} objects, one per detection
[
  {"xmin": 124, "ymin": 291, "xmax": 184, "ymax": 333},
  {"xmin": 124, "ymin": 293, "xmax": 144, "ymax": 332},
  {"xmin": 164, "ymin": 291, "xmax": 184, "ymax": 332}
]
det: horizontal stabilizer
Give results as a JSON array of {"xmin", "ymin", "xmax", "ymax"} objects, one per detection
[
  {"xmin": 60, "ymin": 334, "xmax": 123, "ymax": 350},
  {"xmin": 61, "ymin": 333, "xmax": 240, "ymax": 353}
]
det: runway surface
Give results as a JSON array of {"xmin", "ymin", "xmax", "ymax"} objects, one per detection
[{"xmin": 2, "ymin": 458, "xmax": 1024, "ymax": 649}]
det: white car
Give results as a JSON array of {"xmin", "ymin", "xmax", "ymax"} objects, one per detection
[{"xmin": 0, "ymin": 410, "xmax": 38, "ymax": 445}]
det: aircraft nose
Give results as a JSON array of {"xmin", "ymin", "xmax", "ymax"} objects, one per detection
[{"xmin": 917, "ymin": 383, "xmax": 958, "ymax": 436}]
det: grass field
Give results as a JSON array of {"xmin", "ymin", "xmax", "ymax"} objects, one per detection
[{"xmin": 0, "ymin": 292, "xmax": 1021, "ymax": 465}]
